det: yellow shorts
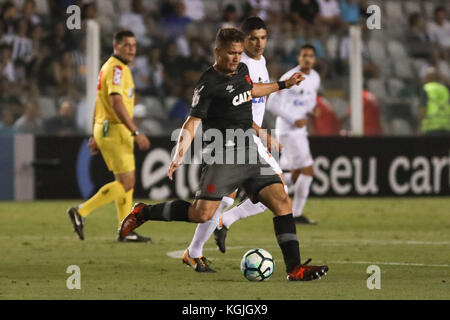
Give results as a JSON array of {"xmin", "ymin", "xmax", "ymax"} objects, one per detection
[{"xmin": 94, "ymin": 123, "xmax": 135, "ymax": 175}]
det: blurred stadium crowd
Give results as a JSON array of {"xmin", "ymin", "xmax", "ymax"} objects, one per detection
[{"xmin": 0, "ymin": 0, "xmax": 449, "ymax": 136}]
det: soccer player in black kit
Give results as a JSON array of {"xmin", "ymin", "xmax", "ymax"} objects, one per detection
[{"xmin": 119, "ymin": 28, "xmax": 328, "ymax": 281}]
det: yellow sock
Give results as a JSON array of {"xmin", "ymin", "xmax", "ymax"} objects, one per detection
[
  {"xmin": 115, "ymin": 189, "xmax": 133, "ymax": 226},
  {"xmin": 78, "ymin": 181, "xmax": 126, "ymax": 218}
]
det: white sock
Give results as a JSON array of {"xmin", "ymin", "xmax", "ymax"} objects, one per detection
[
  {"xmin": 292, "ymin": 175, "xmax": 313, "ymax": 218},
  {"xmin": 222, "ymin": 198, "xmax": 267, "ymax": 229},
  {"xmin": 187, "ymin": 196, "xmax": 234, "ymax": 258}
]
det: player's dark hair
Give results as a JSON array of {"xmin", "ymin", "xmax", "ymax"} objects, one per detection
[
  {"xmin": 114, "ymin": 30, "xmax": 135, "ymax": 44},
  {"xmin": 241, "ymin": 17, "xmax": 267, "ymax": 35},
  {"xmin": 299, "ymin": 44, "xmax": 316, "ymax": 55},
  {"xmin": 216, "ymin": 28, "xmax": 245, "ymax": 49}
]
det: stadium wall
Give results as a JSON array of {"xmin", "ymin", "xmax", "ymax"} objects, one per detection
[
  {"xmin": 30, "ymin": 136, "xmax": 450, "ymax": 199},
  {"xmin": 1, "ymin": 136, "xmax": 449, "ymax": 200}
]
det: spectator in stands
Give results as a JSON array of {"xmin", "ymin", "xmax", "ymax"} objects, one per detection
[
  {"xmin": 147, "ymin": 46, "xmax": 166, "ymax": 99},
  {"xmin": 13, "ymin": 99, "xmax": 43, "ymax": 134},
  {"xmin": 244, "ymin": 0, "xmax": 271, "ymax": 21},
  {"xmin": 182, "ymin": 0, "xmax": 205, "ymax": 22},
  {"xmin": 22, "ymin": 0, "xmax": 41, "ymax": 27},
  {"xmin": 10, "ymin": 18, "xmax": 33, "ymax": 64},
  {"xmin": 407, "ymin": 13, "xmax": 435, "ymax": 61},
  {"xmin": 339, "ymin": 29, "xmax": 379, "ymax": 78},
  {"xmin": 82, "ymin": 2, "xmax": 96, "ymax": 20},
  {"xmin": 27, "ymin": 24, "xmax": 45, "ymax": 79},
  {"xmin": 51, "ymin": 50, "xmax": 80, "ymax": 99},
  {"xmin": 72, "ymin": 38, "xmax": 87, "ymax": 90},
  {"xmin": 120, "ymin": 0, "xmax": 151, "ymax": 47},
  {"xmin": 161, "ymin": 41, "xmax": 185, "ymax": 96},
  {"xmin": 317, "ymin": 0, "xmax": 345, "ymax": 30},
  {"xmin": 0, "ymin": 106, "xmax": 16, "ymax": 134},
  {"xmin": 0, "ymin": 44, "xmax": 15, "ymax": 83},
  {"xmin": 183, "ymin": 38, "xmax": 210, "ymax": 84},
  {"xmin": 311, "ymin": 94, "xmax": 341, "ymax": 136},
  {"xmin": 427, "ymin": 6, "xmax": 450, "ymax": 61},
  {"xmin": 290, "ymin": 0, "xmax": 320, "ymax": 26},
  {"xmin": 169, "ymin": 85, "xmax": 191, "ymax": 128},
  {"xmin": 131, "ymin": 46, "xmax": 165, "ymax": 99},
  {"xmin": 45, "ymin": 20, "xmax": 73, "ymax": 53},
  {"xmin": 44, "ymin": 99, "xmax": 80, "ymax": 136},
  {"xmin": 221, "ymin": 4, "xmax": 239, "ymax": 29},
  {"xmin": 419, "ymin": 68, "xmax": 450, "ymax": 136},
  {"xmin": 339, "ymin": 0, "xmax": 361, "ymax": 25},
  {"xmin": 162, "ymin": 1, "xmax": 192, "ymax": 39},
  {"xmin": 0, "ymin": 1, "xmax": 16, "ymax": 35}
]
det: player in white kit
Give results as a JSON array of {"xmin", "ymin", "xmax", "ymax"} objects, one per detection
[
  {"xmin": 267, "ymin": 44, "xmax": 320, "ymax": 225},
  {"xmin": 182, "ymin": 17, "xmax": 287, "ymax": 271}
]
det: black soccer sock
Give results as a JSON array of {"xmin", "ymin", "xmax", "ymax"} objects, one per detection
[
  {"xmin": 273, "ymin": 214, "xmax": 301, "ymax": 273},
  {"xmin": 143, "ymin": 200, "xmax": 191, "ymax": 222}
]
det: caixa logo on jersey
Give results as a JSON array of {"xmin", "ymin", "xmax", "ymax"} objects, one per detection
[{"xmin": 233, "ymin": 91, "xmax": 252, "ymax": 107}]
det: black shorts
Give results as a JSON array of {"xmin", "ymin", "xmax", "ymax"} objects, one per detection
[{"xmin": 195, "ymin": 160, "xmax": 282, "ymax": 204}]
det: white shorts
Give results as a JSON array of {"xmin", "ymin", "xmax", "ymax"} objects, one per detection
[
  {"xmin": 278, "ymin": 132, "xmax": 314, "ymax": 171},
  {"xmin": 254, "ymin": 135, "xmax": 283, "ymax": 175}
]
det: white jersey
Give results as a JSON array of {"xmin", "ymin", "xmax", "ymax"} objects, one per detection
[
  {"xmin": 267, "ymin": 66, "xmax": 321, "ymax": 135},
  {"xmin": 241, "ymin": 52, "xmax": 270, "ymax": 127},
  {"xmin": 241, "ymin": 52, "xmax": 282, "ymax": 175}
]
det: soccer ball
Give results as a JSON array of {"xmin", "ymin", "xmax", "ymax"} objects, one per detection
[{"xmin": 240, "ymin": 249, "xmax": 274, "ymax": 281}]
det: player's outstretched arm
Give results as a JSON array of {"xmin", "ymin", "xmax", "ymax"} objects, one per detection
[
  {"xmin": 168, "ymin": 116, "xmax": 202, "ymax": 181},
  {"xmin": 252, "ymin": 72, "xmax": 305, "ymax": 98}
]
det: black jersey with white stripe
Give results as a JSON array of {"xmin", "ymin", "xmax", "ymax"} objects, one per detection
[{"xmin": 190, "ymin": 63, "xmax": 254, "ymax": 134}]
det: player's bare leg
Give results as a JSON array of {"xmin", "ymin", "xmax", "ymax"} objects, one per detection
[
  {"xmin": 216, "ymin": 176, "xmax": 288, "ymax": 253},
  {"xmin": 291, "ymin": 166, "xmax": 316, "ymax": 225},
  {"xmin": 257, "ymin": 183, "xmax": 327, "ymax": 281}
]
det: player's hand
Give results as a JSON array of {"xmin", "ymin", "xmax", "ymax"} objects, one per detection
[
  {"xmin": 168, "ymin": 159, "xmax": 183, "ymax": 181},
  {"xmin": 285, "ymin": 72, "xmax": 305, "ymax": 88},
  {"xmin": 266, "ymin": 133, "xmax": 282, "ymax": 154},
  {"xmin": 88, "ymin": 136, "xmax": 99, "ymax": 155},
  {"xmin": 134, "ymin": 134, "xmax": 151, "ymax": 151},
  {"xmin": 294, "ymin": 119, "xmax": 307, "ymax": 128}
]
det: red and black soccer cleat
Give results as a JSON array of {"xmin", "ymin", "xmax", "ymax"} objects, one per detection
[
  {"xmin": 118, "ymin": 203, "xmax": 147, "ymax": 240},
  {"xmin": 287, "ymin": 259, "xmax": 328, "ymax": 281}
]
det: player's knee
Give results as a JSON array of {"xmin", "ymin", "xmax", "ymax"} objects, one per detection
[
  {"xmin": 190, "ymin": 206, "xmax": 214, "ymax": 223},
  {"xmin": 267, "ymin": 188, "xmax": 291, "ymax": 214},
  {"xmin": 279, "ymin": 191, "xmax": 292, "ymax": 207},
  {"xmin": 195, "ymin": 210, "xmax": 214, "ymax": 223},
  {"xmin": 118, "ymin": 178, "xmax": 135, "ymax": 192}
]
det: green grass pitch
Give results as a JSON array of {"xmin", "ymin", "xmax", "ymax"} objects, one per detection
[{"xmin": 0, "ymin": 198, "xmax": 449, "ymax": 300}]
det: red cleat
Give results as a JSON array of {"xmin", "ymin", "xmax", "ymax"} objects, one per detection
[
  {"xmin": 118, "ymin": 203, "xmax": 147, "ymax": 240},
  {"xmin": 287, "ymin": 259, "xmax": 328, "ymax": 281}
]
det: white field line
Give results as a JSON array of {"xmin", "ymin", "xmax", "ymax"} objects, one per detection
[
  {"xmin": 167, "ymin": 238, "xmax": 450, "ymax": 259},
  {"xmin": 167, "ymin": 239, "xmax": 450, "ymax": 268},
  {"xmin": 168, "ymin": 250, "xmax": 450, "ymax": 268}
]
